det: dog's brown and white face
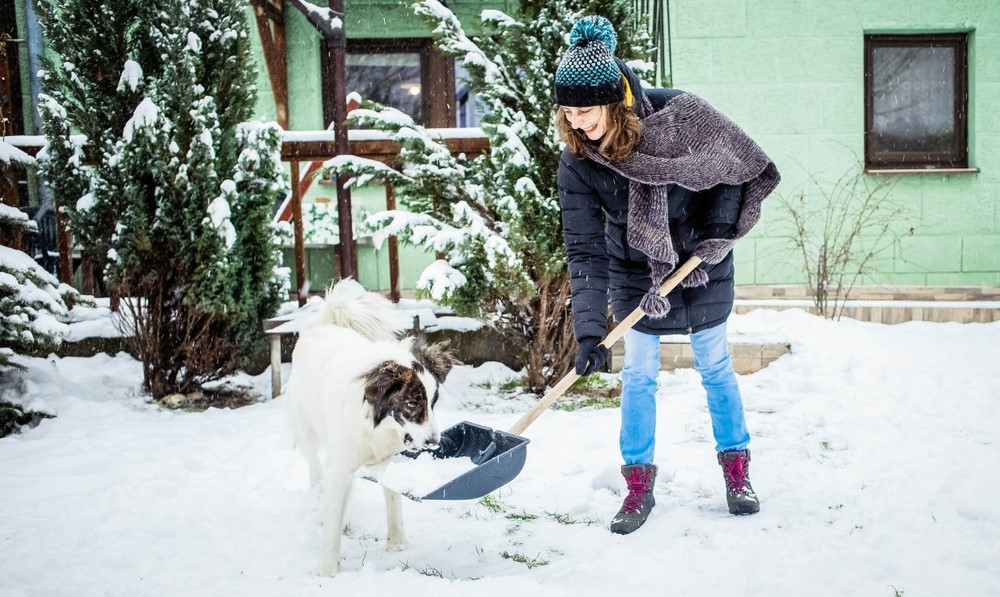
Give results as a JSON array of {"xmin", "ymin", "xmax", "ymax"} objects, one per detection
[{"xmin": 361, "ymin": 341, "xmax": 456, "ymax": 451}]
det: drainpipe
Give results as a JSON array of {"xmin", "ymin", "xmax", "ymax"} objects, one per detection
[
  {"xmin": 21, "ymin": 0, "xmax": 43, "ymax": 136},
  {"xmin": 664, "ymin": 0, "xmax": 673, "ymax": 88},
  {"xmin": 22, "ymin": 0, "xmax": 53, "ymax": 209}
]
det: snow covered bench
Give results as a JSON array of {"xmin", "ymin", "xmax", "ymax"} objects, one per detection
[{"xmin": 261, "ymin": 296, "xmax": 480, "ymax": 398}]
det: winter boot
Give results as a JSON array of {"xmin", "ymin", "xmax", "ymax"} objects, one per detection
[
  {"xmin": 717, "ymin": 449, "xmax": 760, "ymax": 515},
  {"xmin": 610, "ymin": 464, "xmax": 657, "ymax": 534}
]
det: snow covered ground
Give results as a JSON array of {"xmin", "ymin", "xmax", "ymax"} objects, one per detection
[{"xmin": 1, "ymin": 308, "xmax": 998, "ymax": 597}]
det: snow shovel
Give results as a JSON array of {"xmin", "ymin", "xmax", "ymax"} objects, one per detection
[{"xmin": 411, "ymin": 256, "xmax": 704, "ymax": 501}]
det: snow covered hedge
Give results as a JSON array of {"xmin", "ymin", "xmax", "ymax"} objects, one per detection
[
  {"xmin": 0, "ymin": 245, "xmax": 78, "ymax": 373},
  {"xmin": 0, "ymin": 138, "xmax": 78, "ymax": 376},
  {"xmin": 34, "ymin": 0, "xmax": 288, "ymax": 398}
]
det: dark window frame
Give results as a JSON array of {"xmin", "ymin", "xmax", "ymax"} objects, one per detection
[
  {"xmin": 863, "ymin": 33, "xmax": 969, "ymax": 170},
  {"xmin": 322, "ymin": 37, "xmax": 455, "ymax": 129}
]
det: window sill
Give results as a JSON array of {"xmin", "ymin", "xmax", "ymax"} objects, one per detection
[{"xmin": 865, "ymin": 167, "xmax": 980, "ymax": 176}]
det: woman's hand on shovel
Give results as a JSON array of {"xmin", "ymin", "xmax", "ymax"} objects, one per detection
[{"xmin": 575, "ymin": 337, "xmax": 609, "ymax": 375}]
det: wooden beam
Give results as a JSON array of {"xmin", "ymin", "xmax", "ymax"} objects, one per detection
[
  {"xmin": 5, "ymin": 133, "xmax": 491, "ymax": 162},
  {"xmin": 326, "ymin": 0, "xmax": 355, "ymax": 281},
  {"xmin": 424, "ymin": 47, "xmax": 455, "ymax": 128},
  {"xmin": 385, "ymin": 183, "xmax": 400, "ymax": 302},
  {"xmin": 280, "ymin": 135, "xmax": 490, "ymax": 162},
  {"xmin": 289, "ymin": 160, "xmax": 307, "ymax": 305},
  {"xmin": 54, "ymin": 199, "xmax": 72, "ymax": 285},
  {"xmin": 250, "ymin": 0, "xmax": 282, "ymax": 20},
  {"xmin": 249, "ymin": 0, "xmax": 288, "ymax": 129}
]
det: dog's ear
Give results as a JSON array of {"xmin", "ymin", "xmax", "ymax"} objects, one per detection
[
  {"xmin": 412, "ymin": 340, "xmax": 459, "ymax": 384},
  {"xmin": 362, "ymin": 361, "xmax": 408, "ymax": 425}
]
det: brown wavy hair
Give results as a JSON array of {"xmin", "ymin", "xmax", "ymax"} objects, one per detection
[{"xmin": 556, "ymin": 101, "xmax": 642, "ymax": 162}]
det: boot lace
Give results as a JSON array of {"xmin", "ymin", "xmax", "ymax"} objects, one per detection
[
  {"xmin": 722, "ymin": 452, "xmax": 751, "ymax": 494},
  {"xmin": 621, "ymin": 468, "xmax": 653, "ymax": 513}
]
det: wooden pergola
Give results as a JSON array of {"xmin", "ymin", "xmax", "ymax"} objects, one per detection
[
  {"xmin": 275, "ymin": 128, "xmax": 488, "ymax": 303},
  {"xmin": 250, "ymin": 0, "xmax": 487, "ymax": 303}
]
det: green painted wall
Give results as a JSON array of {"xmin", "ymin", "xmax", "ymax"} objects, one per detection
[
  {"xmin": 256, "ymin": 0, "xmax": 998, "ymax": 291},
  {"xmin": 12, "ymin": 1, "xmax": 997, "ymax": 291},
  {"xmin": 667, "ymin": 0, "xmax": 999, "ymax": 286}
]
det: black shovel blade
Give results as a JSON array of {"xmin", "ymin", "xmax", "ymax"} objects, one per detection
[{"xmin": 414, "ymin": 421, "xmax": 530, "ymax": 501}]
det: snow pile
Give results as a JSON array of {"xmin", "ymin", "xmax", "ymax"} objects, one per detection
[{"xmin": 1, "ymin": 309, "xmax": 998, "ymax": 596}]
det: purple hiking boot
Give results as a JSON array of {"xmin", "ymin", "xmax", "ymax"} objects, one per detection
[
  {"xmin": 718, "ymin": 449, "xmax": 760, "ymax": 515},
  {"xmin": 610, "ymin": 464, "xmax": 657, "ymax": 534}
]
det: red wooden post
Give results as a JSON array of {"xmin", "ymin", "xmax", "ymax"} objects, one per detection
[
  {"xmin": 321, "ymin": 0, "xmax": 356, "ymax": 281},
  {"xmin": 290, "ymin": 161, "xmax": 307, "ymax": 306},
  {"xmin": 385, "ymin": 183, "xmax": 400, "ymax": 302}
]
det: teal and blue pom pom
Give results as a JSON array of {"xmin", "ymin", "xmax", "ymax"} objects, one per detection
[{"xmin": 569, "ymin": 16, "xmax": 618, "ymax": 53}]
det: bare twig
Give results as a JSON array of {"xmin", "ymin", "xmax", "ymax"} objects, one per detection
[{"xmin": 776, "ymin": 164, "xmax": 912, "ymax": 319}]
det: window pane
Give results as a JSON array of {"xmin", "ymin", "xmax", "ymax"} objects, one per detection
[
  {"xmin": 871, "ymin": 46, "xmax": 955, "ymax": 154},
  {"xmin": 455, "ymin": 62, "xmax": 486, "ymax": 128},
  {"xmin": 346, "ymin": 52, "xmax": 423, "ymax": 124}
]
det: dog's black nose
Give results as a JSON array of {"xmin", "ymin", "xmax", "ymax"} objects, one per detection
[{"xmin": 424, "ymin": 431, "xmax": 441, "ymax": 448}]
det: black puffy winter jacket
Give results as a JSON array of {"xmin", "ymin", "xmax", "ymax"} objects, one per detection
[{"xmin": 557, "ymin": 88, "xmax": 743, "ymax": 342}]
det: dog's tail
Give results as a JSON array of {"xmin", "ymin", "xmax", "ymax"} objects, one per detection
[{"xmin": 306, "ymin": 278, "xmax": 402, "ymax": 341}]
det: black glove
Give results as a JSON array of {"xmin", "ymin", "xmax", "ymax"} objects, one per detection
[{"xmin": 575, "ymin": 337, "xmax": 609, "ymax": 376}]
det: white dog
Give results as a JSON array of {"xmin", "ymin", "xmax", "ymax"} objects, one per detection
[{"xmin": 284, "ymin": 279, "xmax": 455, "ymax": 576}]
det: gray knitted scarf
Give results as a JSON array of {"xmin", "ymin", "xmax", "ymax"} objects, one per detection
[{"xmin": 582, "ymin": 92, "xmax": 780, "ymax": 317}]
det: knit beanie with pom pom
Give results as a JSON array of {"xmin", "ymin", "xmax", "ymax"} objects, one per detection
[{"xmin": 555, "ymin": 16, "xmax": 625, "ymax": 107}]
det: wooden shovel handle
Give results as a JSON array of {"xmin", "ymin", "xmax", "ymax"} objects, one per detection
[{"xmin": 507, "ymin": 256, "xmax": 703, "ymax": 436}]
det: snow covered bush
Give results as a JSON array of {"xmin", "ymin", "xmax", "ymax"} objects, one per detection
[
  {"xmin": 35, "ymin": 0, "xmax": 288, "ymax": 398},
  {"xmin": 295, "ymin": 201, "xmax": 372, "ymax": 245},
  {"xmin": 0, "ymin": 245, "xmax": 75, "ymax": 375},
  {"xmin": 322, "ymin": 0, "xmax": 651, "ymax": 393},
  {"xmin": 1, "ymin": 143, "xmax": 77, "ymax": 377}
]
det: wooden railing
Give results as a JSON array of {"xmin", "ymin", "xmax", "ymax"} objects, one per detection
[{"xmin": 276, "ymin": 127, "xmax": 488, "ymax": 303}]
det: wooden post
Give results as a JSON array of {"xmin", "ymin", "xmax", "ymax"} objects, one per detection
[
  {"xmin": 269, "ymin": 333, "xmax": 282, "ymax": 398},
  {"xmin": 385, "ymin": 183, "xmax": 400, "ymax": 302},
  {"xmin": 249, "ymin": 0, "xmax": 288, "ymax": 130},
  {"xmin": 54, "ymin": 200, "xmax": 73, "ymax": 285},
  {"xmin": 322, "ymin": 0, "xmax": 356, "ymax": 281},
  {"xmin": 81, "ymin": 254, "xmax": 94, "ymax": 295},
  {"xmin": 290, "ymin": 160, "xmax": 307, "ymax": 306}
]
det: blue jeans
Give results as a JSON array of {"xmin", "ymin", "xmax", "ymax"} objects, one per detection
[{"xmin": 619, "ymin": 322, "xmax": 750, "ymax": 464}]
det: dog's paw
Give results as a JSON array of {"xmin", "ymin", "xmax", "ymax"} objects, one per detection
[
  {"xmin": 315, "ymin": 558, "xmax": 341, "ymax": 577},
  {"xmin": 385, "ymin": 536, "xmax": 410, "ymax": 552}
]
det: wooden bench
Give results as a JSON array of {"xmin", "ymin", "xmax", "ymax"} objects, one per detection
[
  {"xmin": 262, "ymin": 302, "xmax": 323, "ymax": 398},
  {"xmin": 260, "ymin": 298, "xmax": 449, "ymax": 398}
]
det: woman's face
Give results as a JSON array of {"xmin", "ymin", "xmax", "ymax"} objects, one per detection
[{"xmin": 561, "ymin": 105, "xmax": 608, "ymax": 140}]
